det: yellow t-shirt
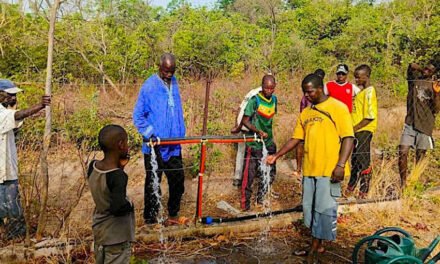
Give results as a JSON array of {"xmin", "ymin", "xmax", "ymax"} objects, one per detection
[
  {"xmin": 293, "ymin": 97, "xmax": 354, "ymax": 177},
  {"xmin": 351, "ymin": 86, "xmax": 378, "ymax": 133}
]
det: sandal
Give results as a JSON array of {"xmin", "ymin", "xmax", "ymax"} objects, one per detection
[
  {"xmin": 164, "ymin": 216, "xmax": 191, "ymax": 227},
  {"xmin": 293, "ymin": 247, "xmax": 326, "ymax": 256},
  {"xmin": 293, "ymin": 249, "xmax": 309, "ymax": 256}
]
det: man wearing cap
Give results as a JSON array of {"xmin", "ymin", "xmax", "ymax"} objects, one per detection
[
  {"xmin": 326, "ymin": 64, "xmax": 359, "ymax": 113},
  {"xmin": 0, "ymin": 79, "xmax": 50, "ymax": 239}
]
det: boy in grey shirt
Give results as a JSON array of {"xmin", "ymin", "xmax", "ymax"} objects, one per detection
[{"xmin": 87, "ymin": 125, "xmax": 134, "ymax": 264}]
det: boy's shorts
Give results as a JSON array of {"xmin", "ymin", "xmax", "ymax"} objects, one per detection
[
  {"xmin": 400, "ymin": 124, "xmax": 433, "ymax": 150},
  {"xmin": 0, "ymin": 180, "xmax": 23, "ymax": 219},
  {"xmin": 302, "ymin": 177, "xmax": 340, "ymax": 241},
  {"xmin": 95, "ymin": 241, "xmax": 131, "ymax": 264}
]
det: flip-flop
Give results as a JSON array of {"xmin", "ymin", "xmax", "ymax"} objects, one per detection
[
  {"xmin": 293, "ymin": 247, "xmax": 326, "ymax": 256},
  {"xmin": 164, "ymin": 216, "xmax": 191, "ymax": 227},
  {"xmin": 293, "ymin": 249, "xmax": 309, "ymax": 256}
]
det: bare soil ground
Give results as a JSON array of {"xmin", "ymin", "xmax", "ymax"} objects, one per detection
[{"xmin": 2, "ymin": 78, "xmax": 440, "ymax": 263}]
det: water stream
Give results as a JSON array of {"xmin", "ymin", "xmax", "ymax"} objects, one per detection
[
  {"xmin": 150, "ymin": 147, "xmax": 173, "ymax": 263},
  {"xmin": 255, "ymin": 140, "xmax": 275, "ymax": 254}
]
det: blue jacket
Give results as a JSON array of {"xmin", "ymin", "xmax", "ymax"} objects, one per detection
[{"xmin": 133, "ymin": 74, "xmax": 186, "ymax": 161}]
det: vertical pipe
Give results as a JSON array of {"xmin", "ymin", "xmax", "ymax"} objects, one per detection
[
  {"xmin": 196, "ymin": 142, "xmax": 207, "ymax": 219},
  {"xmin": 202, "ymin": 79, "xmax": 212, "ymax": 136}
]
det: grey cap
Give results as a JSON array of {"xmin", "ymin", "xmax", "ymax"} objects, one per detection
[
  {"xmin": 0, "ymin": 79, "xmax": 23, "ymax": 94},
  {"xmin": 336, "ymin": 64, "xmax": 349, "ymax": 74}
]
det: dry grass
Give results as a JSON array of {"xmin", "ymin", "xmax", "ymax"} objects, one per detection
[{"xmin": 3, "ymin": 75, "xmax": 440, "ymax": 262}]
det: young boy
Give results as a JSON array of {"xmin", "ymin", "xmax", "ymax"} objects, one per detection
[
  {"xmin": 241, "ymin": 74, "xmax": 277, "ymax": 211},
  {"xmin": 230, "ymin": 86, "xmax": 262, "ymax": 187},
  {"xmin": 0, "ymin": 79, "xmax": 50, "ymax": 239},
  {"xmin": 267, "ymin": 74, "xmax": 354, "ymax": 264},
  {"xmin": 346, "ymin": 65, "xmax": 377, "ymax": 198},
  {"xmin": 88, "ymin": 125, "xmax": 135, "ymax": 264}
]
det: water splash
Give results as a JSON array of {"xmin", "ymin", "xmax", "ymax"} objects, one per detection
[
  {"xmin": 150, "ymin": 147, "xmax": 171, "ymax": 263},
  {"xmin": 255, "ymin": 140, "xmax": 275, "ymax": 254},
  {"xmin": 259, "ymin": 140, "xmax": 272, "ymax": 213},
  {"xmin": 150, "ymin": 147, "xmax": 163, "ymax": 224}
]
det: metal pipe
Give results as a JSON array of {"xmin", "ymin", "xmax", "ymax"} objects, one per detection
[
  {"xmin": 196, "ymin": 142, "xmax": 207, "ymax": 219},
  {"xmin": 201, "ymin": 196, "xmax": 400, "ymax": 224},
  {"xmin": 143, "ymin": 134, "xmax": 261, "ymax": 144},
  {"xmin": 201, "ymin": 205, "xmax": 303, "ymax": 224}
]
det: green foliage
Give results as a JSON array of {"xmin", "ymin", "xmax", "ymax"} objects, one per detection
[
  {"xmin": 130, "ymin": 256, "xmax": 148, "ymax": 264},
  {"xmin": 0, "ymin": 0, "xmax": 439, "ymax": 89},
  {"xmin": 62, "ymin": 86, "xmax": 110, "ymax": 150}
]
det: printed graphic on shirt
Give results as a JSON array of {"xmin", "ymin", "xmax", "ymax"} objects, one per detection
[
  {"xmin": 293, "ymin": 97, "xmax": 353, "ymax": 177},
  {"xmin": 256, "ymin": 93, "xmax": 276, "ymax": 119},
  {"xmin": 416, "ymin": 84, "xmax": 431, "ymax": 102}
]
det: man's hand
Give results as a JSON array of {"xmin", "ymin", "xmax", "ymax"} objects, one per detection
[
  {"xmin": 331, "ymin": 166, "xmax": 345, "ymax": 183},
  {"xmin": 231, "ymin": 125, "xmax": 241, "ymax": 134},
  {"xmin": 41, "ymin": 95, "xmax": 51, "ymax": 107},
  {"xmin": 119, "ymin": 153, "xmax": 130, "ymax": 169},
  {"xmin": 147, "ymin": 135, "xmax": 159, "ymax": 146},
  {"xmin": 266, "ymin": 154, "xmax": 277, "ymax": 165},
  {"xmin": 258, "ymin": 131, "xmax": 268, "ymax": 139}
]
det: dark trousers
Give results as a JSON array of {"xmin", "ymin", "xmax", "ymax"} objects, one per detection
[
  {"xmin": 241, "ymin": 144, "xmax": 276, "ymax": 210},
  {"xmin": 348, "ymin": 131, "xmax": 373, "ymax": 194},
  {"xmin": 143, "ymin": 153, "xmax": 185, "ymax": 222}
]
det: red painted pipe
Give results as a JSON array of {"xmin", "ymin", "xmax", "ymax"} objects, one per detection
[
  {"xmin": 148, "ymin": 138, "xmax": 256, "ymax": 146},
  {"xmin": 196, "ymin": 143, "xmax": 207, "ymax": 219}
]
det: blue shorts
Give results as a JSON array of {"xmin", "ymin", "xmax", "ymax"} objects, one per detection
[
  {"xmin": 302, "ymin": 177, "xmax": 340, "ymax": 241},
  {"xmin": 0, "ymin": 180, "xmax": 23, "ymax": 219}
]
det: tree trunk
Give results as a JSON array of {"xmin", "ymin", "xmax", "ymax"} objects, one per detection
[
  {"xmin": 75, "ymin": 51, "xmax": 123, "ymax": 97},
  {"xmin": 36, "ymin": 0, "xmax": 61, "ymax": 239}
]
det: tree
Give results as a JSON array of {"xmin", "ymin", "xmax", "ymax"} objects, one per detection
[
  {"xmin": 36, "ymin": 0, "xmax": 62, "ymax": 239},
  {"xmin": 171, "ymin": 8, "xmax": 247, "ymax": 133}
]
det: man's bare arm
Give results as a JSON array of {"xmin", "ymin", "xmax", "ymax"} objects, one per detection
[
  {"xmin": 354, "ymin": 119, "xmax": 373, "ymax": 132},
  {"xmin": 266, "ymin": 138, "xmax": 302, "ymax": 164},
  {"xmin": 15, "ymin": 96, "xmax": 50, "ymax": 120}
]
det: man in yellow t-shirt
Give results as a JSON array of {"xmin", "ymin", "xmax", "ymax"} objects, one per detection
[
  {"xmin": 267, "ymin": 74, "xmax": 354, "ymax": 263},
  {"xmin": 346, "ymin": 65, "xmax": 377, "ymax": 199}
]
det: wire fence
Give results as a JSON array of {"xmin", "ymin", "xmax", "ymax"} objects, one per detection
[{"xmin": 0, "ymin": 78, "xmax": 439, "ymax": 248}]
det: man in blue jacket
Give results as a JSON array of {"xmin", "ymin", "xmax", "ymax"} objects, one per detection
[{"xmin": 133, "ymin": 53, "xmax": 186, "ymax": 225}]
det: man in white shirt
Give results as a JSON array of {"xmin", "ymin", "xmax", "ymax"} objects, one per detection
[
  {"xmin": 230, "ymin": 87, "xmax": 262, "ymax": 187},
  {"xmin": 0, "ymin": 79, "xmax": 50, "ymax": 239}
]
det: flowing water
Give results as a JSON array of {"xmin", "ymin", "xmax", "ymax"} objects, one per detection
[
  {"xmin": 150, "ymin": 147, "xmax": 174, "ymax": 263},
  {"xmin": 254, "ymin": 140, "xmax": 275, "ymax": 254}
]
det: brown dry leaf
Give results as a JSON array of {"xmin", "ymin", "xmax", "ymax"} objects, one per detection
[
  {"xmin": 414, "ymin": 222, "xmax": 429, "ymax": 231},
  {"xmin": 216, "ymin": 235, "xmax": 227, "ymax": 242},
  {"xmin": 399, "ymin": 216, "xmax": 412, "ymax": 225}
]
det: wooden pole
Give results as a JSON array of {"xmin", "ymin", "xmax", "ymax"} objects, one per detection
[
  {"xmin": 201, "ymin": 78, "xmax": 212, "ymax": 136},
  {"xmin": 36, "ymin": 0, "xmax": 61, "ymax": 239}
]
